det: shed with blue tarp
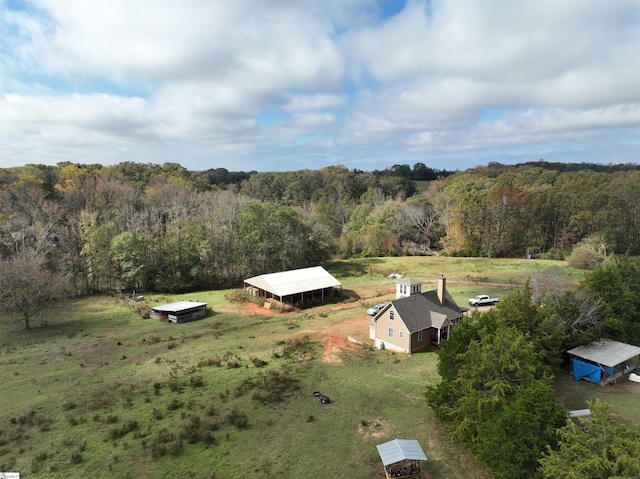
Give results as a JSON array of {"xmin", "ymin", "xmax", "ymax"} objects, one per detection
[{"xmin": 568, "ymin": 339, "xmax": 640, "ymax": 386}]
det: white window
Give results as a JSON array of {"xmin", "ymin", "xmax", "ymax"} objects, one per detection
[
  {"xmin": 390, "ymin": 311, "xmax": 395, "ymax": 321},
  {"xmin": 399, "ymin": 331, "xmax": 404, "ymax": 338},
  {"xmin": 417, "ymin": 330, "xmax": 423, "ymax": 342},
  {"xmin": 388, "ymin": 328, "xmax": 394, "ymax": 338}
]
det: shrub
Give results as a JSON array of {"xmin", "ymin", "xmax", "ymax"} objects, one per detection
[
  {"xmin": 281, "ymin": 335, "xmax": 314, "ymax": 358},
  {"xmin": 150, "ymin": 429, "xmax": 182, "ymax": 459},
  {"xmin": 31, "ymin": 451, "xmax": 48, "ymax": 472},
  {"xmin": 109, "ymin": 420, "xmax": 139, "ymax": 440},
  {"xmin": 189, "ymin": 375, "xmax": 205, "ymax": 388},
  {"xmin": 167, "ymin": 399, "xmax": 183, "ymax": 411},
  {"xmin": 36, "ymin": 414, "xmax": 53, "ymax": 432},
  {"xmin": 178, "ymin": 414, "xmax": 218, "ymax": 445},
  {"xmin": 567, "ymin": 235, "xmax": 609, "ymax": 270},
  {"xmin": 250, "ymin": 357, "xmax": 268, "ymax": 368},
  {"xmin": 226, "ymin": 408, "xmax": 249, "ymax": 429},
  {"xmin": 168, "ymin": 380, "xmax": 183, "ymax": 393},
  {"xmin": 197, "ymin": 356, "xmax": 222, "ymax": 367},
  {"xmin": 15, "ymin": 410, "xmax": 36, "ymax": 426},
  {"xmin": 225, "ymin": 289, "xmax": 250, "ymax": 303},
  {"xmin": 251, "ymin": 368, "xmax": 300, "ymax": 405},
  {"xmin": 62, "ymin": 401, "xmax": 77, "ymax": 411}
]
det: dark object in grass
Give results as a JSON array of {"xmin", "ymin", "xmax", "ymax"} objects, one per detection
[{"xmin": 312, "ymin": 391, "xmax": 330, "ymax": 403}]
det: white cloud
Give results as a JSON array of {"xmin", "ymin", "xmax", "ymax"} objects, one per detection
[
  {"xmin": 0, "ymin": 0, "xmax": 638, "ymax": 170},
  {"xmin": 283, "ymin": 93, "xmax": 348, "ymax": 113},
  {"xmin": 406, "ymin": 104, "xmax": 640, "ymax": 152}
]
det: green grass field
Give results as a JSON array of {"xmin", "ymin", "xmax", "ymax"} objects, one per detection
[{"xmin": 0, "ymin": 257, "xmax": 633, "ymax": 478}]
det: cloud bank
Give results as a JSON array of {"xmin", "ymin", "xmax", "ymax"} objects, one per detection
[{"xmin": 1, "ymin": 0, "xmax": 638, "ymax": 171}]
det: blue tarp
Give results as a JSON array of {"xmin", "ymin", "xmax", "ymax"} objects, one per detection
[{"xmin": 573, "ymin": 359, "xmax": 602, "ymax": 383}]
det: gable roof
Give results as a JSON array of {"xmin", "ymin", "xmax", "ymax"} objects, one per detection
[
  {"xmin": 390, "ymin": 290, "xmax": 463, "ymax": 333},
  {"xmin": 567, "ymin": 338, "xmax": 640, "ymax": 368},
  {"xmin": 377, "ymin": 439, "xmax": 427, "ymax": 466},
  {"xmin": 244, "ymin": 266, "xmax": 341, "ymax": 298}
]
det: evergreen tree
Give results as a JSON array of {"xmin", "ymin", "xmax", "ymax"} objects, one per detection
[{"xmin": 539, "ymin": 400, "xmax": 640, "ymax": 479}]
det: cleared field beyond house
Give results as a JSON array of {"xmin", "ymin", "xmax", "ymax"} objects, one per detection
[{"xmin": 1, "ymin": 257, "xmax": 634, "ymax": 479}]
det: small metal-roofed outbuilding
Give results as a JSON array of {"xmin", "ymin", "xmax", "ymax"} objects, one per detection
[
  {"xmin": 567, "ymin": 339, "xmax": 640, "ymax": 368},
  {"xmin": 244, "ymin": 266, "xmax": 342, "ymax": 305},
  {"xmin": 567, "ymin": 338, "xmax": 640, "ymax": 386},
  {"xmin": 150, "ymin": 301, "xmax": 208, "ymax": 323},
  {"xmin": 376, "ymin": 439, "xmax": 427, "ymax": 479}
]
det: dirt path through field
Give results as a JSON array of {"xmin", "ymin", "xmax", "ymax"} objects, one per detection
[{"xmin": 232, "ymin": 278, "xmax": 509, "ymax": 363}]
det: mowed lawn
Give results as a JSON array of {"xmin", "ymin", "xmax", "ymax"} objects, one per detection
[{"xmin": 0, "ymin": 257, "xmax": 634, "ymax": 478}]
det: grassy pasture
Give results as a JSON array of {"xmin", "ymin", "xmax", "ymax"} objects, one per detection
[{"xmin": 0, "ymin": 256, "xmax": 627, "ymax": 479}]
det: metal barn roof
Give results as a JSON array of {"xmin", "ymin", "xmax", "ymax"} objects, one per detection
[
  {"xmin": 151, "ymin": 301, "xmax": 207, "ymax": 313},
  {"xmin": 244, "ymin": 266, "xmax": 341, "ymax": 298},
  {"xmin": 376, "ymin": 439, "xmax": 427, "ymax": 466},
  {"xmin": 567, "ymin": 339, "xmax": 640, "ymax": 368}
]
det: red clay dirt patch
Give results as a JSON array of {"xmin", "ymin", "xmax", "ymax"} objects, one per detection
[
  {"xmin": 242, "ymin": 301, "xmax": 279, "ymax": 316},
  {"xmin": 232, "ymin": 298, "xmax": 374, "ymax": 363},
  {"xmin": 321, "ymin": 316, "xmax": 372, "ymax": 363},
  {"xmin": 323, "ymin": 335, "xmax": 353, "ymax": 363}
]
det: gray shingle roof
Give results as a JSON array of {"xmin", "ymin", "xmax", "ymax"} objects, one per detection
[
  {"xmin": 377, "ymin": 439, "xmax": 427, "ymax": 466},
  {"xmin": 391, "ymin": 290, "xmax": 463, "ymax": 333},
  {"xmin": 567, "ymin": 339, "xmax": 640, "ymax": 368}
]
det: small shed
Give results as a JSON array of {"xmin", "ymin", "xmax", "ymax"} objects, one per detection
[
  {"xmin": 150, "ymin": 301, "xmax": 208, "ymax": 323},
  {"xmin": 243, "ymin": 266, "xmax": 342, "ymax": 305},
  {"xmin": 567, "ymin": 338, "xmax": 640, "ymax": 386},
  {"xmin": 376, "ymin": 439, "xmax": 427, "ymax": 479}
]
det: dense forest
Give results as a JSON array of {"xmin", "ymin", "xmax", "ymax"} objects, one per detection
[{"xmin": 0, "ymin": 160, "xmax": 638, "ymax": 297}]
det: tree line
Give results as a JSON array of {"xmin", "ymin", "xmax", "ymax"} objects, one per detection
[
  {"xmin": 0, "ymin": 160, "xmax": 638, "ymax": 300},
  {"xmin": 428, "ymin": 257, "xmax": 640, "ymax": 478}
]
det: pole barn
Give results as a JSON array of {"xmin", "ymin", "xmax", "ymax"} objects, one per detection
[{"xmin": 244, "ymin": 266, "xmax": 342, "ymax": 306}]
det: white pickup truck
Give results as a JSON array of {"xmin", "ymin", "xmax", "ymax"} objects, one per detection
[{"xmin": 468, "ymin": 294, "xmax": 500, "ymax": 306}]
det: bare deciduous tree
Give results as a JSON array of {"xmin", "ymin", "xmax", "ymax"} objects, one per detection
[{"xmin": 0, "ymin": 257, "xmax": 62, "ymax": 329}]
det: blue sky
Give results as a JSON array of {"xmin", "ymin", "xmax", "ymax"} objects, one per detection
[{"xmin": 1, "ymin": 0, "xmax": 638, "ymax": 172}]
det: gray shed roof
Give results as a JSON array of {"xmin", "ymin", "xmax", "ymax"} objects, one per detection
[
  {"xmin": 390, "ymin": 290, "xmax": 462, "ymax": 333},
  {"xmin": 151, "ymin": 301, "xmax": 207, "ymax": 313},
  {"xmin": 244, "ymin": 266, "xmax": 341, "ymax": 298},
  {"xmin": 567, "ymin": 339, "xmax": 640, "ymax": 368},
  {"xmin": 377, "ymin": 439, "xmax": 427, "ymax": 466}
]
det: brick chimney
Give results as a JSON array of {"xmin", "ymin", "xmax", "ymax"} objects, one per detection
[{"xmin": 437, "ymin": 274, "xmax": 446, "ymax": 305}]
